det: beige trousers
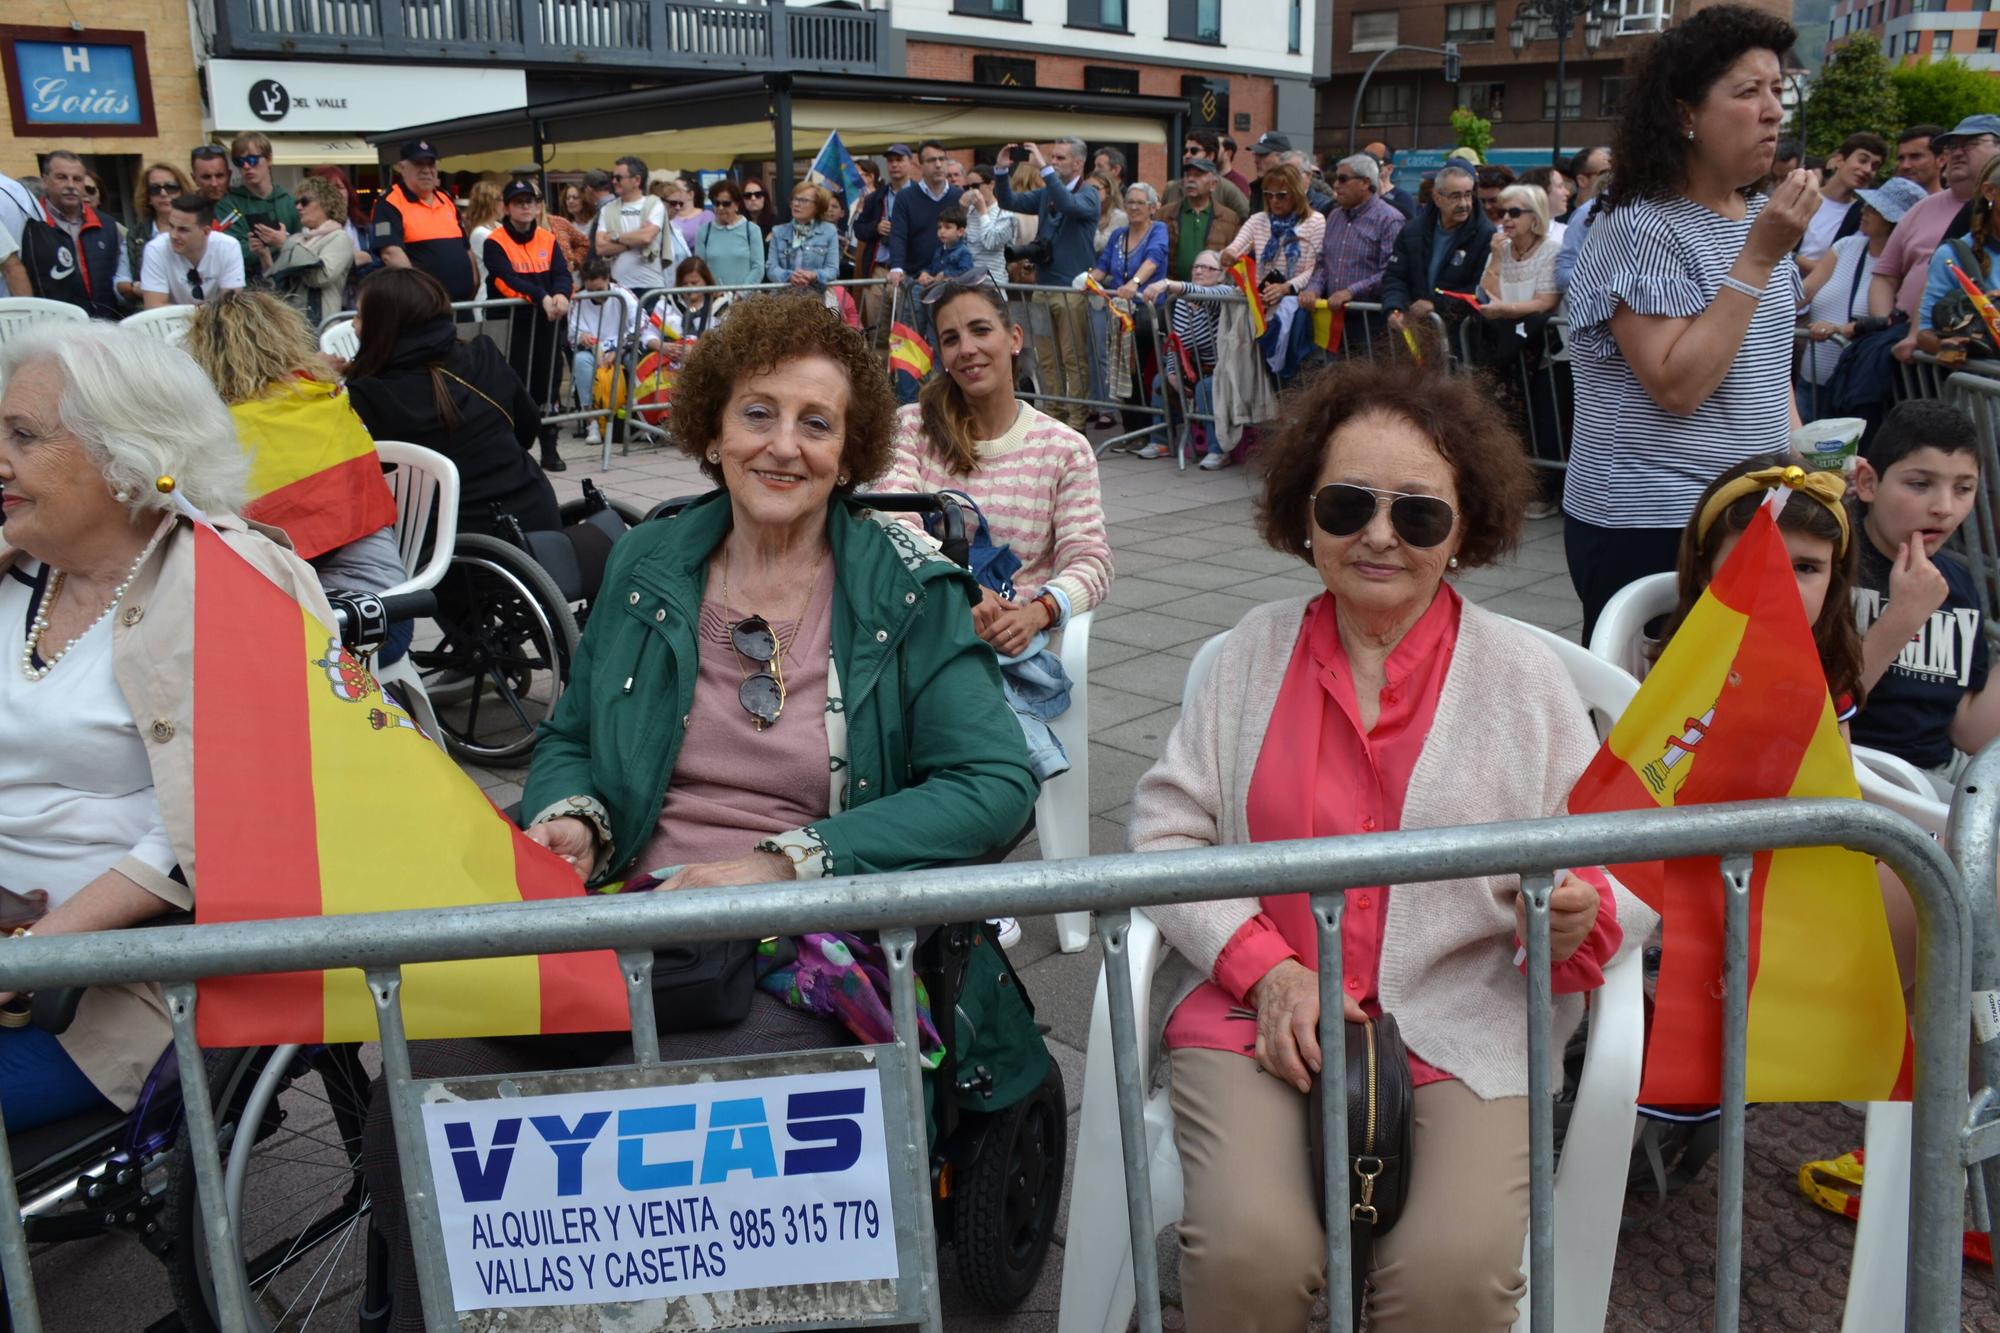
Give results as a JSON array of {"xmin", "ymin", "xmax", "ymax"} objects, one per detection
[
  {"xmin": 1036, "ymin": 290, "xmax": 1091, "ymax": 429},
  {"xmin": 1169, "ymin": 1046, "xmax": 1530, "ymax": 1333}
]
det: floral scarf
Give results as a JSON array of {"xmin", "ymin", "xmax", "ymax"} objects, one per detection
[{"xmin": 1260, "ymin": 212, "xmax": 1302, "ymax": 278}]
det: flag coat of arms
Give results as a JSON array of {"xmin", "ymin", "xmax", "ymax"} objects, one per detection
[
  {"xmin": 190, "ymin": 523, "xmax": 628, "ymax": 1047},
  {"xmin": 1569, "ymin": 504, "xmax": 1911, "ymax": 1104},
  {"xmin": 889, "ymin": 321, "xmax": 933, "ymax": 383}
]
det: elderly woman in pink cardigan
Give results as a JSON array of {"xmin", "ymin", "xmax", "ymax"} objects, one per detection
[{"xmin": 1129, "ymin": 356, "xmax": 1655, "ymax": 1332}]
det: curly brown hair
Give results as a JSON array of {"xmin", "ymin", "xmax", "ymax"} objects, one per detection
[
  {"xmin": 670, "ymin": 292, "xmax": 897, "ymax": 491},
  {"xmin": 1256, "ymin": 354, "xmax": 1536, "ymax": 569}
]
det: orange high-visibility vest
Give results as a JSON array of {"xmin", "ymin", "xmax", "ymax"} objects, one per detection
[
  {"xmin": 381, "ymin": 182, "xmax": 462, "ymax": 244},
  {"xmin": 489, "ymin": 226, "xmax": 556, "ymax": 301}
]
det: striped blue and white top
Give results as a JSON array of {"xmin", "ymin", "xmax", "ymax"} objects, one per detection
[{"xmin": 1563, "ymin": 192, "xmax": 1802, "ymax": 529}]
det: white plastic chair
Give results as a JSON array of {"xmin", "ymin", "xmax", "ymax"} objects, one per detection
[
  {"xmin": 1588, "ymin": 570, "xmax": 1676, "ymax": 680},
  {"xmin": 119, "ymin": 304, "xmax": 195, "ymax": 347},
  {"xmin": 0, "ymin": 296, "xmax": 88, "ymax": 344},
  {"xmin": 1043, "ymin": 609, "xmax": 1096, "ymax": 953},
  {"xmin": 319, "ymin": 319, "xmax": 360, "ymax": 364},
  {"xmin": 1057, "ymin": 625, "xmax": 1648, "ymax": 1333},
  {"xmin": 368, "ymin": 441, "xmax": 460, "ymax": 748}
]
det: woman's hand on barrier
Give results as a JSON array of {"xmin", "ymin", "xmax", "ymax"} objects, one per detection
[
  {"xmin": 1512, "ymin": 872, "xmax": 1601, "ymax": 964},
  {"xmin": 526, "ymin": 816, "xmax": 598, "ymax": 883},
  {"xmin": 1114, "ymin": 281, "xmax": 1139, "ymax": 301},
  {"xmin": 1745, "ymin": 169, "xmax": 1819, "ymax": 268},
  {"xmin": 790, "ymin": 269, "xmax": 815, "ymax": 287},
  {"xmin": 659, "ymin": 852, "xmax": 795, "ymax": 891},
  {"xmin": 1143, "ymin": 280, "xmax": 1172, "ymax": 302}
]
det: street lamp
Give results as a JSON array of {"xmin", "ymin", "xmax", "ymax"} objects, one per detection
[{"xmin": 1510, "ymin": 0, "xmax": 1622, "ymax": 168}]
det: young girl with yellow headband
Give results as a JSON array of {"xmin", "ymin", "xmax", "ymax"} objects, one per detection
[{"xmin": 1655, "ymin": 454, "xmax": 1919, "ymax": 983}]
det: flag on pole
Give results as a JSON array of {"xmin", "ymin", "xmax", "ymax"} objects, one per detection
[
  {"xmin": 229, "ymin": 381, "xmax": 399, "ymax": 562},
  {"xmin": 889, "ymin": 321, "xmax": 933, "ymax": 381},
  {"xmin": 1568, "ymin": 502, "xmax": 1912, "ymax": 1104},
  {"xmin": 806, "ymin": 131, "xmax": 868, "ymax": 211},
  {"xmin": 189, "ymin": 523, "xmax": 629, "ymax": 1047},
  {"xmin": 1227, "ymin": 253, "xmax": 1267, "ymax": 338}
]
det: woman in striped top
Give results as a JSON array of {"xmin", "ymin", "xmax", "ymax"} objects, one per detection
[
  {"xmin": 881, "ymin": 279, "xmax": 1113, "ymax": 653},
  {"xmin": 1562, "ymin": 4, "xmax": 1817, "ymax": 641}
]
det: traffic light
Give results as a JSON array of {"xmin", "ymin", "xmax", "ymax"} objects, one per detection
[{"xmin": 1443, "ymin": 42, "xmax": 1461, "ymax": 83}]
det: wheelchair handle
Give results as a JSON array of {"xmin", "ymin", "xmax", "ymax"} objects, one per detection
[{"xmin": 326, "ymin": 589, "xmax": 438, "ymax": 653}]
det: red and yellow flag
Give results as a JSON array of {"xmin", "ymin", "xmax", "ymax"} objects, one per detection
[
  {"xmin": 1083, "ymin": 275, "xmax": 1134, "ymax": 335},
  {"xmin": 190, "ymin": 524, "xmax": 628, "ymax": 1047},
  {"xmin": 889, "ymin": 321, "xmax": 933, "ymax": 381},
  {"xmin": 232, "ymin": 380, "xmax": 399, "ymax": 561},
  {"xmin": 1570, "ymin": 505, "xmax": 1911, "ymax": 1104},
  {"xmin": 1310, "ymin": 300, "xmax": 1342, "ymax": 355},
  {"xmin": 1227, "ymin": 253, "xmax": 1267, "ymax": 338},
  {"xmin": 1944, "ymin": 258, "xmax": 2000, "ymax": 349}
]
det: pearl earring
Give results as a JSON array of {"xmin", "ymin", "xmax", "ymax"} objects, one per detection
[
  {"xmin": 837, "ymin": 472, "xmax": 850, "ymax": 486},
  {"xmin": 112, "ymin": 488, "xmax": 132, "ymax": 503},
  {"xmin": 1303, "ymin": 537, "xmax": 1312, "ymax": 549},
  {"xmin": 1449, "ymin": 556, "xmax": 1460, "ymax": 569},
  {"xmin": 706, "ymin": 450, "xmax": 720, "ymax": 464},
  {"xmin": 1685, "ymin": 129, "xmax": 1695, "ymax": 141}
]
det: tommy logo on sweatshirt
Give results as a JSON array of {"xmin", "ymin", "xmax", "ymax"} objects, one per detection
[{"xmin": 1854, "ymin": 589, "xmax": 1982, "ymax": 688}]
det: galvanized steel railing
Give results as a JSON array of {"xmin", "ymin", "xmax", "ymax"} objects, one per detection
[{"xmin": 0, "ymin": 798, "xmax": 1972, "ymax": 1330}]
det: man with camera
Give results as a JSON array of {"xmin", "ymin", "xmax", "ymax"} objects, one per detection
[{"xmin": 994, "ymin": 138, "xmax": 1101, "ymax": 432}]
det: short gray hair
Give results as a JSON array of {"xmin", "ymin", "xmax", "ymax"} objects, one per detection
[
  {"xmin": 0, "ymin": 324, "xmax": 248, "ymax": 517},
  {"xmin": 1435, "ymin": 163, "xmax": 1477, "ymax": 192},
  {"xmin": 1124, "ymin": 180, "xmax": 1160, "ymax": 207},
  {"xmin": 1056, "ymin": 136, "xmax": 1088, "ymax": 162},
  {"xmin": 1337, "ymin": 154, "xmax": 1380, "ymax": 187}
]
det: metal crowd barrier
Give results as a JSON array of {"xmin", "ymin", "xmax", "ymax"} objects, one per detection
[
  {"xmin": 1458, "ymin": 313, "xmax": 1574, "ymax": 478},
  {"xmin": 0, "ymin": 800, "xmax": 1972, "ymax": 1331}
]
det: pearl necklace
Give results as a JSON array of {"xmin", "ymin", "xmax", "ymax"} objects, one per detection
[{"xmin": 21, "ymin": 543, "xmax": 155, "ymax": 682}]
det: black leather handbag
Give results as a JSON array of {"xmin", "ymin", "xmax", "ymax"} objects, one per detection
[
  {"xmin": 1308, "ymin": 1013, "xmax": 1415, "ymax": 1325},
  {"xmin": 648, "ymin": 940, "xmax": 759, "ymax": 1033}
]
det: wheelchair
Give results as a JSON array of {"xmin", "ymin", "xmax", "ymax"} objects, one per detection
[{"xmin": 405, "ymin": 481, "xmax": 646, "ymax": 765}]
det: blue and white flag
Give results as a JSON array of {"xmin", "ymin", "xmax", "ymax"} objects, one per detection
[{"xmin": 806, "ymin": 131, "xmax": 868, "ymax": 210}]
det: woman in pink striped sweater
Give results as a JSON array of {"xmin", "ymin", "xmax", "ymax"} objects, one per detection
[{"xmin": 882, "ymin": 280, "xmax": 1113, "ymax": 657}]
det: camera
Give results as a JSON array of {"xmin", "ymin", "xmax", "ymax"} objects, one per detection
[{"xmin": 1005, "ymin": 238, "xmax": 1053, "ymax": 267}]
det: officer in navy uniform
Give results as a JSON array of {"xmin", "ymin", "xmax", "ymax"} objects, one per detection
[{"xmin": 17, "ymin": 151, "xmax": 127, "ymax": 320}]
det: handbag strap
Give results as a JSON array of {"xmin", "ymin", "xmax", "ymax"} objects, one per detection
[{"xmin": 439, "ymin": 366, "xmax": 514, "ymax": 434}]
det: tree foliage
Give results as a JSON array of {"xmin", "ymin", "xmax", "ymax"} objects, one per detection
[
  {"xmin": 1890, "ymin": 57, "xmax": 2000, "ymax": 134},
  {"xmin": 1796, "ymin": 36, "xmax": 1904, "ymax": 158},
  {"xmin": 1450, "ymin": 107, "xmax": 1493, "ymax": 159}
]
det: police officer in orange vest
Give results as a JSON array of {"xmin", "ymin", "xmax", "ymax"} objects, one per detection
[{"xmin": 484, "ymin": 180, "xmax": 574, "ymax": 472}]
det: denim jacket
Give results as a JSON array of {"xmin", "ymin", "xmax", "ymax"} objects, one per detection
[{"xmin": 766, "ymin": 220, "xmax": 842, "ymax": 288}]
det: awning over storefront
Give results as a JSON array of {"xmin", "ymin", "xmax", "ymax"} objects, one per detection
[
  {"xmin": 262, "ymin": 135, "xmax": 380, "ymax": 166},
  {"xmin": 370, "ymin": 72, "xmax": 1189, "ymax": 179}
]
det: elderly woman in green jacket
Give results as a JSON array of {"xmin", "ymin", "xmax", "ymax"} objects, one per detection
[{"xmin": 363, "ymin": 292, "xmax": 1041, "ymax": 1331}]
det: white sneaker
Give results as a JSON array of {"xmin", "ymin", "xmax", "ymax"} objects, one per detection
[
  {"xmin": 1135, "ymin": 442, "xmax": 1169, "ymax": 460},
  {"xmin": 991, "ymin": 917, "xmax": 1022, "ymax": 949},
  {"xmin": 585, "ymin": 422, "xmax": 601, "ymax": 446},
  {"xmin": 1525, "ymin": 498, "xmax": 1558, "ymax": 520},
  {"xmin": 1199, "ymin": 451, "xmax": 1229, "ymax": 470}
]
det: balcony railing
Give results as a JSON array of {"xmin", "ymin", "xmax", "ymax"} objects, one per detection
[{"xmin": 213, "ymin": 0, "xmax": 887, "ymax": 74}]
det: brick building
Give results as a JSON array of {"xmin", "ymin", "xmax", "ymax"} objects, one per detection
[{"xmin": 1315, "ymin": 0, "xmax": 1796, "ymax": 167}]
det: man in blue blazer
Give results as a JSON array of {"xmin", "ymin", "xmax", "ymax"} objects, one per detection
[{"xmin": 994, "ymin": 137, "xmax": 1101, "ymax": 431}]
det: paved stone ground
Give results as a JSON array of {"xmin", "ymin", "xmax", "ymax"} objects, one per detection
[{"xmin": 22, "ymin": 428, "xmax": 2000, "ymax": 1330}]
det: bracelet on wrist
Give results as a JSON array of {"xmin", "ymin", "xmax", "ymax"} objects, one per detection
[{"xmin": 1718, "ymin": 274, "xmax": 1765, "ymax": 301}]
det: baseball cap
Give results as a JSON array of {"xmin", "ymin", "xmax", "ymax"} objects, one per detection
[
  {"xmin": 1934, "ymin": 114, "xmax": 2000, "ymax": 147},
  {"xmin": 502, "ymin": 180, "xmax": 538, "ymax": 204},
  {"xmin": 1184, "ymin": 157, "xmax": 1219, "ymax": 176},
  {"xmin": 1854, "ymin": 175, "xmax": 1928, "ymax": 224},
  {"xmin": 399, "ymin": 139, "xmax": 439, "ymax": 162},
  {"xmin": 885, "ymin": 143, "xmax": 913, "ymax": 158},
  {"xmin": 1250, "ymin": 132, "xmax": 1291, "ymax": 155}
]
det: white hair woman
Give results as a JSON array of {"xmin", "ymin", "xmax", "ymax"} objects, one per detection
[
  {"xmin": 0, "ymin": 323, "xmax": 332, "ymax": 1131},
  {"xmin": 1476, "ymin": 183, "xmax": 1560, "ymax": 321}
]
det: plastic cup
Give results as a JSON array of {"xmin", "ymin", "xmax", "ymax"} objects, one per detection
[{"xmin": 1792, "ymin": 417, "xmax": 1867, "ymax": 475}]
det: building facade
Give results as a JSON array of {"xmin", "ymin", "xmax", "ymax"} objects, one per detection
[
  {"xmin": 1316, "ymin": 0, "xmax": 1793, "ymax": 166},
  {"xmin": 1826, "ymin": 0, "xmax": 2000, "ymax": 70}
]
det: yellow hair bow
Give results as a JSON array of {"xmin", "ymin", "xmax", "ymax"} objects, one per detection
[{"xmin": 1695, "ymin": 464, "xmax": 1850, "ymax": 557}]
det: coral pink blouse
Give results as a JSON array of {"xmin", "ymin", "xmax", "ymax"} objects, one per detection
[{"xmin": 1164, "ymin": 588, "xmax": 1623, "ymax": 1084}]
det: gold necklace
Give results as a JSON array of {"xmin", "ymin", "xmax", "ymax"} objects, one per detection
[{"xmin": 718, "ymin": 541, "xmax": 829, "ymax": 665}]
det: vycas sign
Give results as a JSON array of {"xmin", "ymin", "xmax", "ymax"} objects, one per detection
[
  {"xmin": 420, "ymin": 1068, "xmax": 899, "ymax": 1311},
  {"xmin": 1, "ymin": 27, "xmax": 157, "ymax": 138},
  {"xmin": 207, "ymin": 59, "xmax": 526, "ymax": 133}
]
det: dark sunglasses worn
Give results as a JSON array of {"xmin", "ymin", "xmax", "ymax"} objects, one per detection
[
  {"xmin": 730, "ymin": 617, "xmax": 787, "ymax": 728},
  {"xmin": 235, "ymin": 155, "xmax": 265, "ymax": 168},
  {"xmin": 743, "ymin": 189, "xmax": 766, "ymax": 200},
  {"xmin": 1498, "ymin": 207, "xmax": 1531, "ymax": 219},
  {"xmin": 1310, "ymin": 483, "xmax": 1456, "ymax": 548},
  {"xmin": 147, "ymin": 181, "xmax": 179, "ymax": 194}
]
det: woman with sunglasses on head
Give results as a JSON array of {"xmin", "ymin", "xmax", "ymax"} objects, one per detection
[
  {"xmin": 1562, "ymin": 5, "xmax": 1814, "ymax": 642},
  {"xmin": 1130, "ymin": 352, "xmax": 1651, "ymax": 1333},
  {"xmin": 119, "ymin": 162, "xmax": 190, "ymax": 305}
]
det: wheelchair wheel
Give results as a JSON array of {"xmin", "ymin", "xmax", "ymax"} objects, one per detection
[
  {"xmin": 951, "ymin": 1057, "xmax": 1066, "ymax": 1310},
  {"xmin": 408, "ymin": 532, "xmax": 580, "ymax": 764},
  {"xmin": 164, "ymin": 1044, "xmax": 378, "ymax": 1332}
]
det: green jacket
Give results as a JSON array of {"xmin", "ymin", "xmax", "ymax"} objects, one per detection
[
  {"xmin": 522, "ymin": 491, "xmax": 1038, "ymax": 883},
  {"xmin": 219, "ymin": 184, "xmax": 301, "ymax": 268}
]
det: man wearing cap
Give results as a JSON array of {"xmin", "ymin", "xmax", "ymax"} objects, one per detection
[
  {"xmin": 1870, "ymin": 114, "xmax": 2000, "ymax": 361},
  {"xmin": 1162, "ymin": 158, "xmax": 1242, "ymax": 281},
  {"xmin": 1363, "ymin": 141, "xmax": 1416, "ymax": 219},
  {"xmin": 372, "ymin": 139, "xmax": 475, "ymax": 302},
  {"xmin": 220, "ymin": 132, "xmax": 302, "ymax": 279},
  {"xmin": 1245, "ymin": 131, "xmax": 1290, "ymax": 214},
  {"xmin": 483, "ymin": 180, "xmax": 573, "ymax": 471},
  {"xmin": 1300, "ymin": 154, "xmax": 1403, "ymax": 345}
]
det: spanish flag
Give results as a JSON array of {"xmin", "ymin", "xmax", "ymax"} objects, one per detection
[
  {"xmin": 231, "ymin": 380, "xmax": 399, "ymax": 561},
  {"xmin": 1310, "ymin": 300, "xmax": 1342, "ymax": 356},
  {"xmin": 889, "ymin": 321, "xmax": 933, "ymax": 381},
  {"xmin": 189, "ymin": 523, "xmax": 628, "ymax": 1046},
  {"xmin": 1228, "ymin": 253, "xmax": 1266, "ymax": 338},
  {"xmin": 1569, "ymin": 504, "xmax": 1911, "ymax": 1103},
  {"xmin": 1083, "ymin": 275, "xmax": 1134, "ymax": 335}
]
